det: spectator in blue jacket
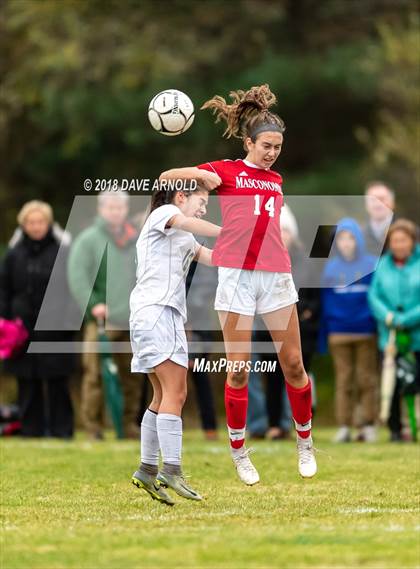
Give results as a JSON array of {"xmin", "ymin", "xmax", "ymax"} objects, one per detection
[
  {"xmin": 368, "ymin": 219, "xmax": 420, "ymax": 441},
  {"xmin": 320, "ymin": 218, "xmax": 378, "ymax": 443}
]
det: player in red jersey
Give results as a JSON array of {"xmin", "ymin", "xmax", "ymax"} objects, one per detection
[{"xmin": 160, "ymin": 85, "xmax": 316, "ymax": 484}]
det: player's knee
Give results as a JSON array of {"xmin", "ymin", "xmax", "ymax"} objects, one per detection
[
  {"xmin": 228, "ymin": 368, "xmax": 248, "ymax": 388},
  {"xmin": 173, "ymin": 387, "xmax": 187, "ymax": 408},
  {"xmin": 283, "ymin": 354, "xmax": 305, "ymax": 383}
]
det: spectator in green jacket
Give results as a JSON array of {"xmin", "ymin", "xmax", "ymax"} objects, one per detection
[
  {"xmin": 68, "ymin": 190, "xmax": 141, "ymax": 439},
  {"xmin": 368, "ymin": 219, "xmax": 420, "ymax": 441}
]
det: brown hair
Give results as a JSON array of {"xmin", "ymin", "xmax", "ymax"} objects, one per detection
[
  {"xmin": 201, "ymin": 84, "xmax": 285, "ymax": 142},
  {"xmin": 150, "ymin": 182, "xmax": 207, "ymax": 213},
  {"xmin": 365, "ymin": 181, "xmax": 395, "ymax": 199},
  {"xmin": 387, "ymin": 219, "xmax": 417, "ymax": 244}
]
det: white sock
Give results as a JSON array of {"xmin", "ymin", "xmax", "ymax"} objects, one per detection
[
  {"xmin": 140, "ymin": 409, "xmax": 159, "ymax": 466},
  {"xmin": 227, "ymin": 426, "xmax": 246, "ymax": 457},
  {"xmin": 156, "ymin": 413, "xmax": 182, "ymax": 466},
  {"xmin": 294, "ymin": 419, "xmax": 312, "ymax": 439}
]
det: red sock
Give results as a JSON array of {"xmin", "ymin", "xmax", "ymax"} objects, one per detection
[
  {"xmin": 286, "ymin": 380, "xmax": 312, "ymax": 439},
  {"xmin": 225, "ymin": 383, "xmax": 248, "ymax": 449}
]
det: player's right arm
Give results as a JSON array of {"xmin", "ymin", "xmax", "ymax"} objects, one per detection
[{"xmin": 159, "ymin": 167, "xmax": 222, "ymax": 191}]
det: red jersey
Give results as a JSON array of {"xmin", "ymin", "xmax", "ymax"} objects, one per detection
[{"xmin": 197, "ymin": 159, "xmax": 291, "ymax": 272}]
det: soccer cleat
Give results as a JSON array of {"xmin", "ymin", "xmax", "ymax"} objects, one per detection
[
  {"xmin": 297, "ymin": 435, "xmax": 317, "ymax": 478},
  {"xmin": 132, "ymin": 470, "xmax": 175, "ymax": 506},
  {"xmin": 156, "ymin": 471, "xmax": 203, "ymax": 501},
  {"xmin": 232, "ymin": 447, "xmax": 260, "ymax": 486},
  {"xmin": 361, "ymin": 425, "xmax": 377, "ymax": 443},
  {"xmin": 333, "ymin": 426, "xmax": 351, "ymax": 443}
]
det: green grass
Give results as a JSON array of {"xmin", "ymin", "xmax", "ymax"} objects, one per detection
[{"xmin": 1, "ymin": 430, "xmax": 419, "ymax": 569}]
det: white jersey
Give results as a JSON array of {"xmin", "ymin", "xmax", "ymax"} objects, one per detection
[{"xmin": 130, "ymin": 204, "xmax": 199, "ymax": 322}]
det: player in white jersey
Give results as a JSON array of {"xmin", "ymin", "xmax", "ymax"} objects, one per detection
[{"xmin": 130, "ymin": 182, "xmax": 220, "ymax": 505}]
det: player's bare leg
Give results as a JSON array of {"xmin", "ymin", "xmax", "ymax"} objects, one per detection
[
  {"xmin": 263, "ymin": 305, "xmax": 317, "ymax": 478},
  {"xmin": 218, "ymin": 311, "xmax": 260, "ymax": 485}
]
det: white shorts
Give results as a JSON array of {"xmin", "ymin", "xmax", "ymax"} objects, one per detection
[
  {"xmin": 214, "ymin": 267, "xmax": 298, "ymax": 316},
  {"xmin": 130, "ymin": 305, "xmax": 188, "ymax": 374}
]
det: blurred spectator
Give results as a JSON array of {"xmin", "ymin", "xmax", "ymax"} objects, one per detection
[
  {"xmin": 68, "ymin": 190, "xmax": 140, "ymax": 439},
  {"xmin": 363, "ymin": 181, "xmax": 395, "ymax": 255},
  {"xmin": 368, "ymin": 219, "xmax": 420, "ymax": 441},
  {"xmin": 186, "ymin": 258, "xmax": 218, "ymax": 440},
  {"xmin": 320, "ymin": 218, "xmax": 378, "ymax": 443},
  {"xmin": 0, "ymin": 404, "xmax": 21, "ymax": 436},
  {"xmin": 247, "ymin": 343, "xmax": 269, "ymax": 438},
  {"xmin": 0, "ymin": 201, "xmax": 75, "ymax": 438}
]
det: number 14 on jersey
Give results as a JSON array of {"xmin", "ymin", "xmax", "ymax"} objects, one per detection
[{"xmin": 254, "ymin": 195, "xmax": 275, "ymax": 217}]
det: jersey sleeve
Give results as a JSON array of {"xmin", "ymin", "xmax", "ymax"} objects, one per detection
[
  {"xmin": 196, "ymin": 160, "xmax": 227, "ymax": 180},
  {"xmin": 151, "ymin": 204, "xmax": 181, "ymax": 235}
]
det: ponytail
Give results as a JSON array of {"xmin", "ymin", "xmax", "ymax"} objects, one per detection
[
  {"xmin": 201, "ymin": 84, "xmax": 285, "ymax": 141},
  {"xmin": 150, "ymin": 187, "xmax": 173, "ymax": 212}
]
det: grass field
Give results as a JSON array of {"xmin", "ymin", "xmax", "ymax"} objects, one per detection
[{"xmin": 1, "ymin": 429, "xmax": 419, "ymax": 569}]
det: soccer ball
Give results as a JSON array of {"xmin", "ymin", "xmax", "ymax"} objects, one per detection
[{"xmin": 148, "ymin": 89, "xmax": 195, "ymax": 136}]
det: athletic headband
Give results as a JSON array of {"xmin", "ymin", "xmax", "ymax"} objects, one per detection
[{"xmin": 249, "ymin": 123, "xmax": 285, "ymax": 139}]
